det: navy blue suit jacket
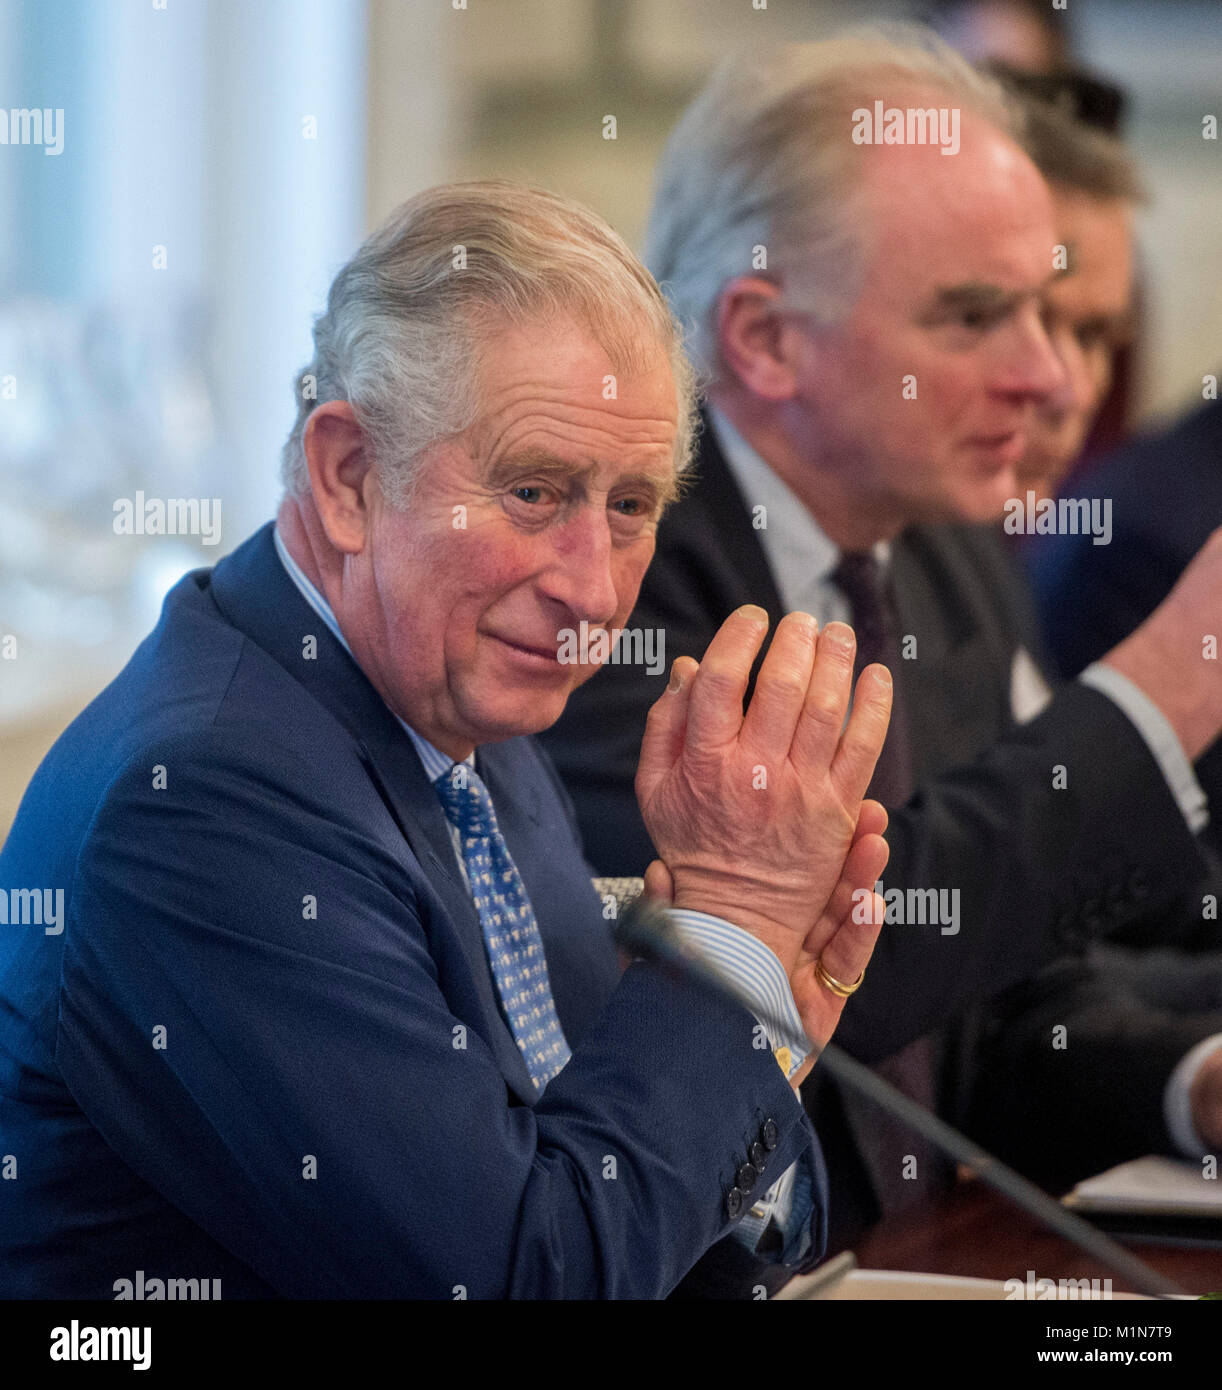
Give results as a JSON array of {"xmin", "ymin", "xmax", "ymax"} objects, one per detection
[
  {"xmin": 0, "ymin": 523, "xmax": 826, "ymax": 1299},
  {"xmin": 1028, "ymin": 397, "xmax": 1222, "ymax": 859}
]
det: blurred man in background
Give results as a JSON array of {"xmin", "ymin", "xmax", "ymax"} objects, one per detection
[
  {"xmin": 542, "ymin": 28, "xmax": 1222, "ymax": 1240},
  {"xmin": 948, "ymin": 71, "xmax": 1222, "ymax": 1161},
  {"xmin": 1005, "ymin": 71, "xmax": 1140, "ymax": 498}
]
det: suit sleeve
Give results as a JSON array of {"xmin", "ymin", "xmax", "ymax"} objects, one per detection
[
  {"xmin": 56, "ymin": 729, "xmax": 824, "ymax": 1299},
  {"xmin": 952, "ymin": 957, "xmax": 1222, "ymax": 1192},
  {"xmin": 1032, "ymin": 510, "xmax": 1222, "ymax": 861},
  {"xmin": 834, "ymin": 681, "xmax": 1212, "ymax": 1061}
]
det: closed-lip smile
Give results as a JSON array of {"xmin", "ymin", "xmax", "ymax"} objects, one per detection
[{"xmin": 486, "ymin": 633, "xmax": 560, "ymax": 663}]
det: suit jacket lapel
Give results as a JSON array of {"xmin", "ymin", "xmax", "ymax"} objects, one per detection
[{"xmin": 687, "ymin": 413, "xmax": 786, "ymax": 623}]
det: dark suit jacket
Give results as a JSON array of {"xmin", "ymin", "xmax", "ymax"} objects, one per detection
[
  {"xmin": 1031, "ymin": 397, "xmax": 1222, "ymax": 675},
  {"xmin": 540, "ymin": 416, "xmax": 1217, "ymax": 1231},
  {"xmin": 1029, "ymin": 396, "xmax": 1222, "ymax": 859},
  {"xmin": 0, "ymin": 522, "xmax": 826, "ymax": 1299}
]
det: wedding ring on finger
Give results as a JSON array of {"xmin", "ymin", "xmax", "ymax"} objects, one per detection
[{"xmin": 814, "ymin": 957, "xmax": 866, "ymax": 998}]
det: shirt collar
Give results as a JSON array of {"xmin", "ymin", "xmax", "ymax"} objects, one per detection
[
  {"xmin": 272, "ymin": 524, "xmax": 473, "ymax": 775},
  {"xmin": 706, "ymin": 405, "xmax": 890, "ymax": 576}
]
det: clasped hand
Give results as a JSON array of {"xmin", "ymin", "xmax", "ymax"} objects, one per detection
[{"xmin": 635, "ymin": 606, "xmax": 893, "ymax": 1075}]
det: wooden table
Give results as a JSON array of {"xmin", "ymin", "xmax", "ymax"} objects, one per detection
[{"xmin": 850, "ymin": 1177, "xmax": 1222, "ymax": 1297}]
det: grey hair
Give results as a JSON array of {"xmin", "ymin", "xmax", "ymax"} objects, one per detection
[
  {"xmin": 644, "ymin": 23, "xmax": 1024, "ymax": 380},
  {"xmin": 281, "ymin": 181, "xmax": 698, "ymax": 505}
]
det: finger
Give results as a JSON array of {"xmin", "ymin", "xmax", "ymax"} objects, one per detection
[
  {"xmin": 635, "ymin": 656, "xmax": 699, "ymax": 805},
  {"xmin": 854, "ymin": 798, "xmax": 889, "ymax": 841},
  {"xmin": 683, "ymin": 605, "xmax": 770, "ymax": 755},
  {"xmin": 642, "ymin": 858, "xmax": 674, "ymax": 904},
  {"xmin": 814, "ymin": 887, "xmax": 885, "ymax": 997},
  {"xmin": 830, "ymin": 663, "xmax": 893, "ymax": 807},
  {"xmin": 739, "ymin": 611, "xmax": 819, "ymax": 762},
  {"xmin": 802, "ymin": 831, "xmax": 889, "ymax": 954},
  {"xmin": 789, "ymin": 621, "xmax": 857, "ymax": 772}
]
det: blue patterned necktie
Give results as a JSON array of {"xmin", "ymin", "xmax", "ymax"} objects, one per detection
[{"xmin": 434, "ymin": 764, "xmax": 572, "ymax": 1091}]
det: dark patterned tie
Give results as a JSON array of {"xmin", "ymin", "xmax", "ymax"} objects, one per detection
[
  {"xmin": 829, "ymin": 551, "xmax": 913, "ymax": 809},
  {"xmin": 830, "ymin": 551, "xmax": 950, "ymax": 1216}
]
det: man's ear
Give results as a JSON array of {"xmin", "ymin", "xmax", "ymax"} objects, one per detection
[
  {"xmin": 716, "ymin": 276, "xmax": 802, "ymax": 402},
  {"xmin": 302, "ymin": 401, "xmax": 374, "ymax": 554}
]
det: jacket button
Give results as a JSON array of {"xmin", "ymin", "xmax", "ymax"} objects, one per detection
[
  {"xmin": 1127, "ymin": 869, "xmax": 1151, "ymax": 902},
  {"xmin": 736, "ymin": 1161, "xmax": 759, "ymax": 1195},
  {"xmin": 748, "ymin": 1139, "xmax": 767, "ymax": 1170},
  {"xmin": 725, "ymin": 1186, "xmax": 744, "ymax": 1220},
  {"xmin": 761, "ymin": 1118, "xmax": 779, "ymax": 1151}
]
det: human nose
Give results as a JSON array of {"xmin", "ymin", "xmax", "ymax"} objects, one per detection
[
  {"xmin": 997, "ymin": 306, "xmax": 1068, "ymax": 407},
  {"xmin": 537, "ymin": 503, "xmax": 620, "ymax": 627},
  {"xmin": 1043, "ymin": 324, "xmax": 1095, "ymax": 420}
]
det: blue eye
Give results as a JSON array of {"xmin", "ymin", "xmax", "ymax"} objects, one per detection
[{"xmin": 514, "ymin": 486, "xmax": 544, "ymax": 504}]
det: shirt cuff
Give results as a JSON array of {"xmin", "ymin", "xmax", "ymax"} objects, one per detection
[
  {"xmin": 667, "ymin": 908, "xmax": 811, "ymax": 1077},
  {"xmin": 1079, "ymin": 663, "xmax": 1210, "ymax": 833},
  {"xmin": 780, "ymin": 1153, "xmax": 814, "ymax": 1263},
  {"xmin": 1163, "ymin": 1033, "xmax": 1222, "ymax": 1157}
]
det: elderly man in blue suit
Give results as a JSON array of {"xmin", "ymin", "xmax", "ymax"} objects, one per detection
[{"xmin": 0, "ymin": 183, "xmax": 893, "ymax": 1299}]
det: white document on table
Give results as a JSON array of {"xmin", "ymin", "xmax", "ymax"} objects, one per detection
[{"xmin": 1065, "ymin": 1155, "xmax": 1222, "ymax": 1216}]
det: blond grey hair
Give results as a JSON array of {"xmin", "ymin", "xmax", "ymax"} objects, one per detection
[
  {"xmin": 282, "ymin": 181, "xmax": 697, "ymax": 504},
  {"xmin": 644, "ymin": 23, "xmax": 1024, "ymax": 380}
]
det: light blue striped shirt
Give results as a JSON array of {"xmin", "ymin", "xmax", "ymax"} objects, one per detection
[{"xmin": 272, "ymin": 525, "xmax": 814, "ymax": 1257}]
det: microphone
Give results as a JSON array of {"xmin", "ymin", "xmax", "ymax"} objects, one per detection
[{"xmin": 607, "ymin": 885, "xmax": 1188, "ymax": 1300}]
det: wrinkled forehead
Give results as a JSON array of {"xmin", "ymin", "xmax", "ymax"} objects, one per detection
[{"xmin": 459, "ymin": 316, "xmax": 682, "ymax": 479}]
